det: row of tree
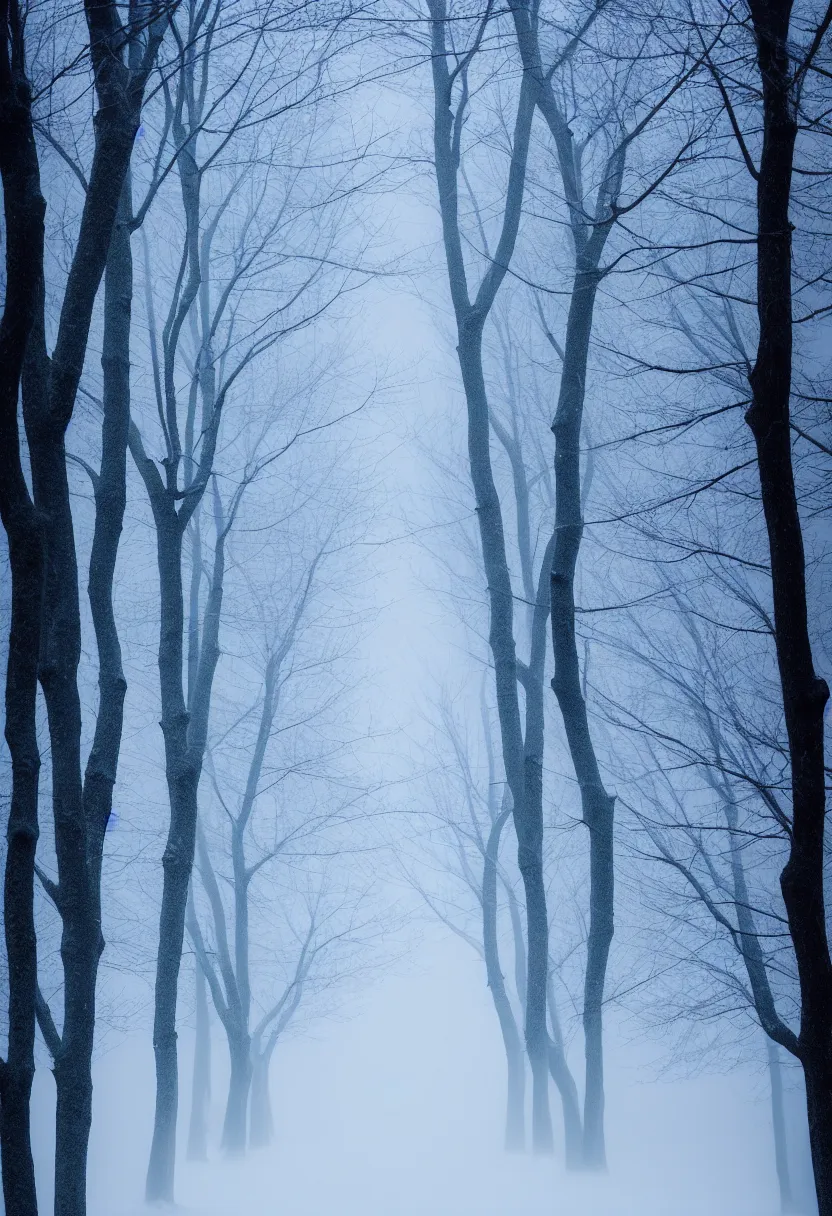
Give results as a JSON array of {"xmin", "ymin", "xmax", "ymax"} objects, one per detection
[
  {"xmin": 0, "ymin": 1, "xmax": 384, "ymax": 1213},
  {"xmin": 400, "ymin": 0, "xmax": 831, "ymax": 1210}
]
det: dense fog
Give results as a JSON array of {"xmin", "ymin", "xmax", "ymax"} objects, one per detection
[{"xmin": 0, "ymin": 1, "xmax": 830, "ymax": 1215}]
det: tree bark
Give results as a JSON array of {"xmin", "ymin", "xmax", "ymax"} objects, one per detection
[
  {"xmin": 743, "ymin": 4, "xmax": 832, "ymax": 1212},
  {"xmin": 0, "ymin": 10, "xmax": 46, "ymax": 1209},
  {"xmin": 187, "ymin": 955, "xmax": 211, "ymax": 1161}
]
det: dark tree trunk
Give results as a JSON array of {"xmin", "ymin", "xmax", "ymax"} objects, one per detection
[
  {"xmin": 23, "ymin": 165, "xmax": 135, "ymax": 1216},
  {"xmin": 0, "ymin": 10, "xmax": 46, "ymax": 1212},
  {"xmin": 4, "ymin": 6, "xmax": 165, "ymax": 1209},
  {"xmin": 187, "ymin": 956, "xmax": 211, "ymax": 1161},
  {"xmin": 137, "ymin": 490, "xmax": 224, "ymax": 1200},
  {"xmin": 221, "ymin": 1034, "xmax": 251, "ymax": 1156},
  {"xmin": 743, "ymin": 5, "xmax": 832, "ymax": 1213},
  {"xmin": 249, "ymin": 1054, "xmax": 274, "ymax": 1148},
  {"xmin": 548, "ymin": 266, "xmax": 614, "ymax": 1170},
  {"xmin": 144, "ymin": 640, "xmax": 198, "ymax": 1201}
]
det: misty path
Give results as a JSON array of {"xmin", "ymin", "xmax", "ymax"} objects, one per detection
[{"xmin": 33, "ymin": 941, "xmax": 781, "ymax": 1216}]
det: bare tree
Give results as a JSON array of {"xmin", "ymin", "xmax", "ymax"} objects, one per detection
[
  {"xmin": 406, "ymin": 687, "xmax": 584, "ymax": 1159},
  {"xmin": 0, "ymin": 5, "xmax": 171, "ymax": 1214},
  {"xmin": 125, "ymin": 0, "xmax": 365, "ymax": 1192},
  {"xmin": 0, "ymin": 4, "xmax": 46, "ymax": 1210},
  {"xmin": 420, "ymin": 0, "xmax": 558, "ymax": 1148}
]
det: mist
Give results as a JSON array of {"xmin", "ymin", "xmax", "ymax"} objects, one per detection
[{"xmin": 0, "ymin": 1, "xmax": 830, "ymax": 1215}]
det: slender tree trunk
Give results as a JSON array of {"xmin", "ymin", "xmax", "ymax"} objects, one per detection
[
  {"xmin": 0, "ymin": 18, "xmax": 46, "ymax": 1210},
  {"xmin": 546, "ymin": 977, "xmax": 583, "ymax": 1169},
  {"xmin": 743, "ymin": 6, "xmax": 832, "ymax": 1213},
  {"xmin": 425, "ymin": 8, "xmax": 550, "ymax": 1145},
  {"xmin": 146, "ymin": 715, "xmax": 198, "ymax": 1199},
  {"xmin": 548, "ymin": 267, "xmax": 614, "ymax": 1169},
  {"xmin": 187, "ymin": 956, "xmax": 211, "ymax": 1161},
  {"xmin": 482, "ymin": 803, "xmax": 526, "ymax": 1151},
  {"xmin": 24, "ymin": 309, "xmax": 96, "ymax": 1216},
  {"xmin": 249, "ymin": 1053, "xmax": 274, "ymax": 1148},
  {"xmin": 143, "ymin": 509, "xmax": 194, "ymax": 1200},
  {"xmin": 768, "ymin": 1038, "xmax": 796, "ymax": 1213},
  {"xmin": 457, "ymin": 330, "xmax": 553, "ymax": 1153},
  {"xmin": 23, "ymin": 177, "xmax": 134, "ymax": 1216},
  {"xmin": 139, "ymin": 495, "xmax": 224, "ymax": 1199},
  {"xmin": 221, "ymin": 1033, "xmax": 252, "ymax": 1156}
]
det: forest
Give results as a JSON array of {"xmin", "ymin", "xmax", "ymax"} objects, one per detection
[{"xmin": 0, "ymin": 0, "xmax": 830, "ymax": 1214}]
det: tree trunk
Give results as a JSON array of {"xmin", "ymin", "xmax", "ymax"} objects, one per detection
[
  {"xmin": 425, "ymin": 11, "xmax": 549, "ymax": 1146},
  {"xmin": 547, "ymin": 1041, "xmax": 583, "ymax": 1169},
  {"xmin": 482, "ymin": 803, "xmax": 526, "ymax": 1152},
  {"xmin": 187, "ymin": 956, "xmax": 211, "ymax": 1161},
  {"xmin": 743, "ymin": 5, "xmax": 832, "ymax": 1214},
  {"xmin": 457, "ymin": 328, "xmax": 553, "ymax": 1153},
  {"xmin": 221, "ymin": 1035, "xmax": 252, "ymax": 1156},
  {"xmin": 249, "ymin": 1054, "xmax": 274, "ymax": 1148},
  {"xmin": 139, "ymin": 494, "xmax": 224, "ymax": 1199},
  {"xmin": 22, "ymin": 175, "xmax": 134, "ymax": 1216},
  {"xmin": 547, "ymin": 977, "xmax": 583, "ymax": 1169},
  {"xmin": 548, "ymin": 266, "xmax": 614, "ymax": 1169},
  {"xmin": 145, "ymin": 731, "xmax": 197, "ymax": 1201},
  {"xmin": 0, "ymin": 17, "xmax": 46, "ymax": 1211},
  {"xmin": 768, "ymin": 1038, "xmax": 796, "ymax": 1213}
]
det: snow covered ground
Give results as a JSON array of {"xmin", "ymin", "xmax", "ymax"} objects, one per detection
[{"xmin": 31, "ymin": 937, "xmax": 790, "ymax": 1216}]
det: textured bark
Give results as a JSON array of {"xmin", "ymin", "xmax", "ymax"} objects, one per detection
[
  {"xmin": 0, "ymin": 7, "xmax": 46, "ymax": 1209},
  {"xmin": 742, "ymin": 4, "xmax": 832, "ymax": 1212}
]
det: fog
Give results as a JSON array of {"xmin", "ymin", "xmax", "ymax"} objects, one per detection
[
  {"xmin": 1, "ymin": 1, "xmax": 830, "ymax": 1215},
  {"xmin": 32, "ymin": 936, "xmax": 797, "ymax": 1216}
]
